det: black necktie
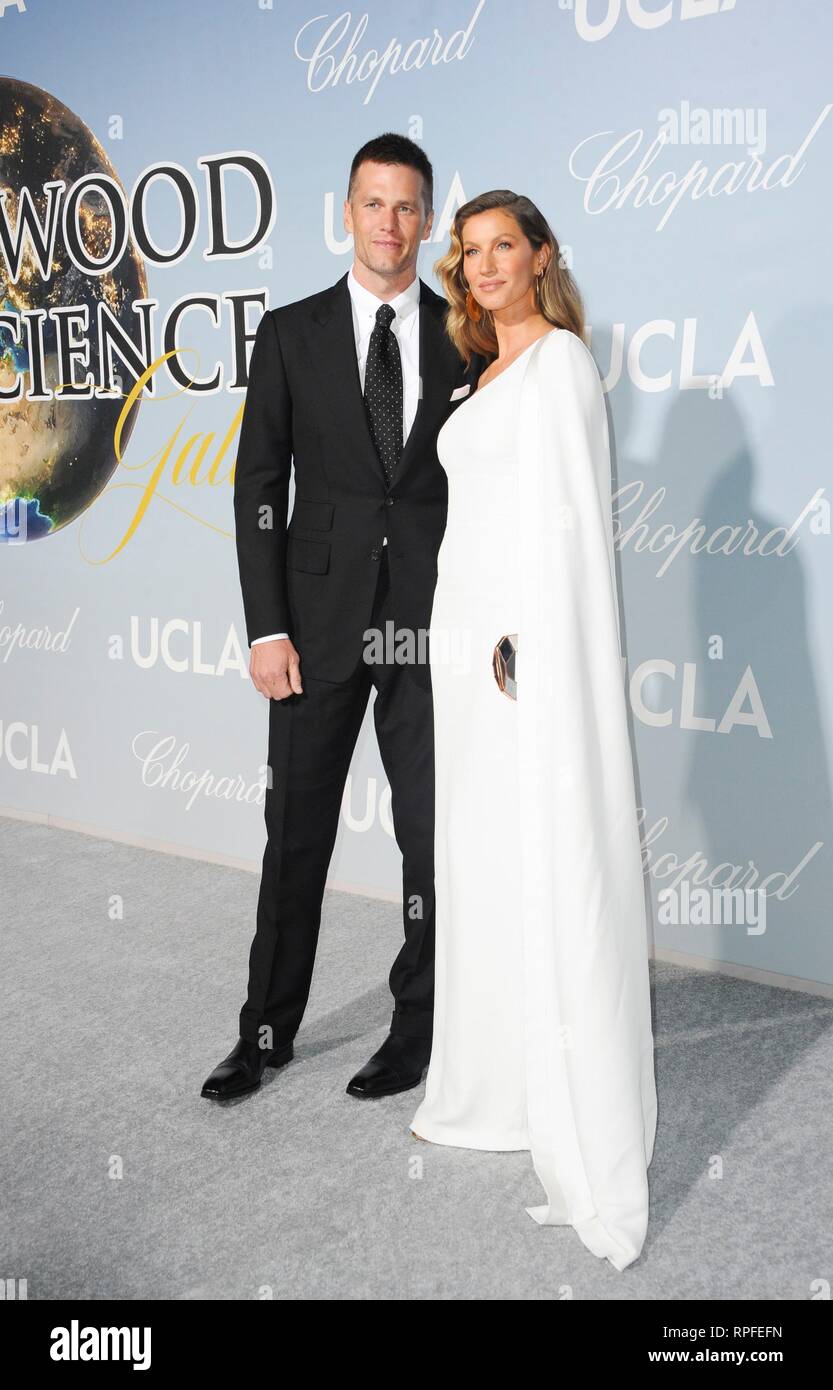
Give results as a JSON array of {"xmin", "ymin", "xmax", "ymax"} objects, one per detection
[{"xmin": 363, "ymin": 302, "xmax": 403, "ymax": 484}]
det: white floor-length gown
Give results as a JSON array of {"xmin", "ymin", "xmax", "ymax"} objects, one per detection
[{"xmin": 410, "ymin": 327, "xmax": 657, "ymax": 1272}]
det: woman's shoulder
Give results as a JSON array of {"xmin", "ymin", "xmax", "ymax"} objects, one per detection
[
  {"xmin": 538, "ymin": 325, "xmax": 594, "ymax": 363},
  {"xmin": 536, "ymin": 325, "xmax": 602, "ymax": 390}
]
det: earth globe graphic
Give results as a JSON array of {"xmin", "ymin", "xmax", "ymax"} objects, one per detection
[{"xmin": 0, "ymin": 78, "xmax": 147, "ymax": 541}]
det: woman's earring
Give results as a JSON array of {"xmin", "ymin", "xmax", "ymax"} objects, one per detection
[{"xmin": 465, "ymin": 287, "xmax": 481, "ymax": 322}]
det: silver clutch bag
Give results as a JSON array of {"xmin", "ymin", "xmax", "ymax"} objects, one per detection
[{"xmin": 492, "ymin": 633, "xmax": 518, "ymax": 700}]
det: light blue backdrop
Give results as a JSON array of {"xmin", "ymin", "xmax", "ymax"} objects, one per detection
[{"xmin": 2, "ymin": 0, "xmax": 831, "ymax": 987}]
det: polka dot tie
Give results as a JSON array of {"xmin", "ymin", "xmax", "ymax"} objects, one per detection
[{"xmin": 363, "ymin": 302, "xmax": 403, "ymax": 484}]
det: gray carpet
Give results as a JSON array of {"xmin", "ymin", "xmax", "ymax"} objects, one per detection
[{"xmin": 3, "ymin": 816, "xmax": 832, "ymax": 1300}]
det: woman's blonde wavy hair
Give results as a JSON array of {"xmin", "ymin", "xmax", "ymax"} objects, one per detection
[{"xmin": 434, "ymin": 190, "xmax": 585, "ymax": 368}]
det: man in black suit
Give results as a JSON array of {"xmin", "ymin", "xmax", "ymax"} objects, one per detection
[{"xmin": 201, "ymin": 133, "xmax": 477, "ymax": 1101}]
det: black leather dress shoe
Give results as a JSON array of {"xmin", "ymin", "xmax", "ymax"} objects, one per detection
[
  {"xmin": 200, "ymin": 1036, "xmax": 293, "ymax": 1100},
  {"xmin": 346, "ymin": 1032, "xmax": 431, "ymax": 1099}
]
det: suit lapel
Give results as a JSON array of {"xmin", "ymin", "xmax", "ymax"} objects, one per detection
[
  {"xmin": 310, "ymin": 272, "xmax": 384, "ymax": 482},
  {"xmin": 394, "ymin": 287, "xmax": 454, "ymax": 490},
  {"xmin": 310, "ymin": 271, "xmax": 459, "ymax": 490}
]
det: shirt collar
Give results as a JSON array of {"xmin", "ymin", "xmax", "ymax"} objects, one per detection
[{"xmin": 347, "ymin": 264, "xmax": 420, "ymax": 329}]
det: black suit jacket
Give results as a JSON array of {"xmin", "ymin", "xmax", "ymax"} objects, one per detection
[{"xmin": 233, "ymin": 271, "xmax": 482, "ymax": 683}]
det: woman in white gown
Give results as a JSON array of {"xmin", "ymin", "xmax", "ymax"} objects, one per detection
[{"xmin": 409, "ymin": 190, "xmax": 657, "ymax": 1272}]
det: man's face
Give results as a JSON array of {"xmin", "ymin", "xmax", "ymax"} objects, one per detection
[{"xmin": 344, "ymin": 160, "xmax": 434, "ymax": 280}]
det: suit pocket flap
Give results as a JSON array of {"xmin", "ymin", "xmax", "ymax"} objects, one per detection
[
  {"xmin": 290, "ymin": 498, "xmax": 334, "ymax": 531},
  {"xmin": 287, "ymin": 536, "xmax": 330, "ymax": 574}
]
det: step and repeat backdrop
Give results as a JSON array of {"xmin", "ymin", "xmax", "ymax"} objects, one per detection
[{"xmin": 1, "ymin": 0, "xmax": 831, "ymax": 986}]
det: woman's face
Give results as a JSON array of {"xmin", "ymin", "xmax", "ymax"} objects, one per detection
[{"xmin": 461, "ymin": 210, "xmax": 546, "ymax": 318}]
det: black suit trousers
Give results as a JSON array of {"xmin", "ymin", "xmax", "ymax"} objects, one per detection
[{"xmin": 238, "ymin": 548, "xmax": 435, "ymax": 1046}]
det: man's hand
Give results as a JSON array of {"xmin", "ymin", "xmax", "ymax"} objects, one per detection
[{"xmin": 250, "ymin": 637, "xmax": 303, "ymax": 700}]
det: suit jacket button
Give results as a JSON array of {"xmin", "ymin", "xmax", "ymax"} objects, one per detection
[
  {"xmin": 385, "ymin": 495, "xmax": 395, "ymax": 506},
  {"xmin": 370, "ymin": 547, "xmax": 381, "ymax": 561}
]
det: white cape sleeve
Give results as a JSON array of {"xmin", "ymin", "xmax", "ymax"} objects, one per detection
[{"xmin": 515, "ymin": 328, "xmax": 658, "ymax": 1271}]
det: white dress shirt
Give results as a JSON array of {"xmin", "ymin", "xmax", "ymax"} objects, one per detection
[{"xmin": 252, "ymin": 266, "xmax": 421, "ymax": 646}]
